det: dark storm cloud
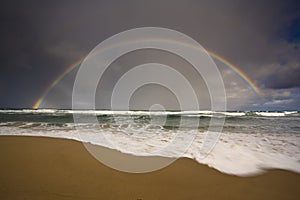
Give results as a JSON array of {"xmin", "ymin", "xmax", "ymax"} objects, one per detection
[
  {"xmin": 0, "ymin": 1, "xmax": 75, "ymax": 107},
  {"xmin": 261, "ymin": 64, "xmax": 300, "ymax": 89},
  {"xmin": 0, "ymin": 0, "xmax": 299, "ymax": 109},
  {"xmin": 284, "ymin": 18, "xmax": 300, "ymax": 43}
]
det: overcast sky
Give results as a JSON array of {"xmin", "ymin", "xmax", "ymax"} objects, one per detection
[{"xmin": 0, "ymin": 0, "xmax": 299, "ymax": 110}]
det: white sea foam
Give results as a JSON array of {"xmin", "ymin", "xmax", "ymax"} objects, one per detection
[
  {"xmin": 284, "ymin": 111, "xmax": 298, "ymax": 115},
  {"xmin": 1, "ymin": 109, "xmax": 298, "ymax": 117},
  {"xmin": 0, "ymin": 109, "xmax": 299, "ymax": 176},
  {"xmin": 255, "ymin": 112, "xmax": 286, "ymax": 117},
  {"xmin": 1, "ymin": 122, "xmax": 300, "ymax": 176},
  {"xmin": 217, "ymin": 112, "xmax": 246, "ymax": 116}
]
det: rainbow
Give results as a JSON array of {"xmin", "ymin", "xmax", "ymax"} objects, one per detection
[
  {"xmin": 32, "ymin": 48, "xmax": 262, "ymax": 109},
  {"xmin": 207, "ymin": 50, "xmax": 261, "ymax": 96},
  {"xmin": 32, "ymin": 58, "xmax": 84, "ymax": 109}
]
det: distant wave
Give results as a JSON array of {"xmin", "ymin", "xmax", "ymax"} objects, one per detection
[{"xmin": 0, "ymin": 109, "xmax": 298, "ymax": 117}]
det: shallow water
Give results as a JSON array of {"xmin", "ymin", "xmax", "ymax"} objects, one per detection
[{"xmin": 0, "ymin": 109, "xmax": 299, "ymax": 175}]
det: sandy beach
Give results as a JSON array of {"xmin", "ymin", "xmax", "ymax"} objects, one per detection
[{"xmin": 0, "ymin": 136, "xmax": 299, "ymax": 200}]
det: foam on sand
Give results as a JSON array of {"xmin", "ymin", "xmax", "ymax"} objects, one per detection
[{"xmin": 0, "ymin": 109, "xmax": 299, "ymax": 176}]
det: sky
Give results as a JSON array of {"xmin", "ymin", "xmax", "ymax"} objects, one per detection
[{"xmin": 0, "ymin": 0, "xmax": 300, "ymax": 110}]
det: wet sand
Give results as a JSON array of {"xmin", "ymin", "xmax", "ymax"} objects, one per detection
[{"xmin": 0, "ymin": 136, "xmax": 299, "ymax": 199}]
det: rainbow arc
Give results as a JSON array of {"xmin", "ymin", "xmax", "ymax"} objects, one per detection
[{"xmin": 33, "ymin": 48, "xmax": 261, "ymax": 109}]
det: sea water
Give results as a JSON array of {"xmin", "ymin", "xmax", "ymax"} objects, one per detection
[{"xmin": 0, "ymin": 109, "xmax": 299, "ymax": 176}]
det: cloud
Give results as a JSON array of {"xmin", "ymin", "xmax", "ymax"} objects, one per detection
[
  {"xmin": 0, "ymin": 0, "xmax": 299, "ymax": 110},
  {"xmin": 263, "ymin": 88, "xmax": 292, "ymax": 98},
  {"xmin": 260, "ymin": 61, "xmax": 300, "ymax": 89},
  {"xmin": 264, "ymin": 99, "xmax": 293, "ymax": 106}
]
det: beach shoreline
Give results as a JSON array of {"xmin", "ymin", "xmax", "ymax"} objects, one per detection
[{"xmin": 0, "ymin": 135, "xmax": 299, "ymax": 199}]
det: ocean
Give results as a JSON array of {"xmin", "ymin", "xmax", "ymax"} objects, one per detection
[{"xmin": 0, "ymin": 109, "xmax": 299, "ymax": 176}]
